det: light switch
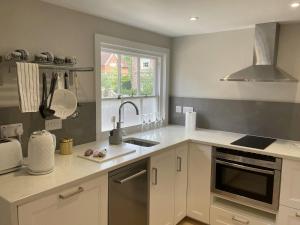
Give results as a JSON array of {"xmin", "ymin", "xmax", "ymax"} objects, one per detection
[
  {"xmin": 175, "ymin": 106, "xmax": 182, "ymax": 113},
  {"xmin": 183, "ymin": 106, "xmax": 193, "ymax": 113}
]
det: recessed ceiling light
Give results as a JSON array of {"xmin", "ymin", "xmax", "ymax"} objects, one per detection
[
  {"xmin": 189, "ymin": 16, "xmax": 199, "ymax": 21},
  {"xmin": 290, "ymin": 2, "xmax": 300, "ymax": 8}
]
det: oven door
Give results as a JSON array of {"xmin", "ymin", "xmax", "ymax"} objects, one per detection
[{"xmin": 212, "ymin": 159, "xmax": 280, "ymax": 211}]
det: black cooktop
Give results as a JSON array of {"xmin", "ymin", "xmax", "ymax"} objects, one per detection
[{"xmin": 231, "ymin": 135, "xmax": 276, "ymax": 150}]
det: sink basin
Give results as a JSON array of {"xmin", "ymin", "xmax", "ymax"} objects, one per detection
[{"xmin": 123, "ymin": 138, "xmax": 159, "ymax": 147}]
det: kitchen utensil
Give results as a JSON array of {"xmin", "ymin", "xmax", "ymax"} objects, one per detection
[
  {"xmin": 42, "ymin": 73, "xmax": 57, "ymax": 118},
  {"xmin": 0, "ymin": 138, "xmax": 23, "ymax": 175},
  {"xmin": 64, "ymin": 72, "xmax": 69, "ymax": 89},
  {"xmin": 59, "ymin": 138, "xmax": 73, "ymax": 155},
  {"xmin": 65, "ymin": 56, "xmax": 77, "ymax": 65},
  {"xmin": 54, "ymin": 55, "xmax": 65, "ymax": 64},
  {"xmin": 41, "ymin": 52, "xmax": 54, "ymax": 63},
  {"xmin": 39, "ymin": 73, "xmax": 47, "ymax": 118},
  {"xmin": 27, "ymin": 130, "xmax": 56, "ymax": 175},
  {"xmin": 50, "ymin": 74, "xmax": 77, "ymax": 120},
  {"xmin": 70, "ymin": 72, "xmax": 80, "ymax": 118}
]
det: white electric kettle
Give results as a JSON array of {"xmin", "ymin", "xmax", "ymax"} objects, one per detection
[{"xmin": 27, "ymin": 130, "xmax": 56, "ymax": 175}]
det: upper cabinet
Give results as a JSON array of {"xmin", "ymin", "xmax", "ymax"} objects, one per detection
[
  {"xmin": 280, "ymin": 159, "xmax": 300, "ymax": 209},
  {"xmin": 187, "ymin": 143, "xmax": 212, "ymax": 224},
  {"xmin": 18, "ymin": 175, "xmax": 108, "ymax": 225}
]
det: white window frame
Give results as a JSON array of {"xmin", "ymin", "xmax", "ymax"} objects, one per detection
[{"xmin": 95, "ymin": 34, "xmax": 170, "ymax": 140}]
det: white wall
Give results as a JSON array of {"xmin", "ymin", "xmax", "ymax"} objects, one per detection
[
  {"xmin": 0, "ymin": 0, "xmax": 171, "ymax": 107},
  {"xmin": 171, "ymin": 24, "xmax": 300, "ymax": 103}
]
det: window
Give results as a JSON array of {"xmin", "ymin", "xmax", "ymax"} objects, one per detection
[
  {"xmin": 95, "ymin": 34, "xmax": 169, "ymax": 136},
  {"xmin": 100, "ymin": 49, "xmax": 160, "ymax": 131}
]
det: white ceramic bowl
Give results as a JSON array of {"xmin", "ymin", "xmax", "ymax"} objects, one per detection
[{"xmin": 50, "ymin": 89, "xmax": 77, "ymax": 119}]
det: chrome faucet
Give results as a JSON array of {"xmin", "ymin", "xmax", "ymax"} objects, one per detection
[
  {"xmin": 117, "ymin": 101, "xmax": 140, "ymax": 129},
  {"xmin": 109, "ymin": 101, "xmax": 139, "ymax": 145}
]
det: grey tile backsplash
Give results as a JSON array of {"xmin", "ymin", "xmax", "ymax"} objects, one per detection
[
  {"xmin": 0, "ymin": 102, "xmax": 96, "ymax": 156},
  {"xmin": 169, "ymin": 96, "xmax": 300, "ymax": 141}
]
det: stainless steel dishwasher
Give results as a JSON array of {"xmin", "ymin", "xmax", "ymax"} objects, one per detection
[{"xmin": 109, "ymin": 159, "xmax": 149, "ymax": 225}]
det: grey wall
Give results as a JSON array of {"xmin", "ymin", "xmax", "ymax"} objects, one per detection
[
  {"xmin": 0, "ymin": 0, "xmax": 171, "ymax": 107},
  {"xmin": 170, "ymin": 97, "xmax": 300, "ymax": 141},
  {"xmin": 0, "ymin": 0, "xmax": 171, "ymax": 154},
  {"xmin": 0, "ymin": 102, "xmax": 96, "ymax": 156},
  {"xmin": 171, "ymin": 24, "xmax": 300, "ymax": 102},
  {"xmin": 170, "ymin": 24, "xmax": 300, "ymax": 140}
]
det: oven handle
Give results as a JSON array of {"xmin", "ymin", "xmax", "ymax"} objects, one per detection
[{"xmin": 216, "ymin": 159, "xmax": 275, "ymax": 175}]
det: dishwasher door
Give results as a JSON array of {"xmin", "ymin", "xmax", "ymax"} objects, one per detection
[{"xmin": 109, "ymin": 159, "xmax": 149, "ymax": 225}]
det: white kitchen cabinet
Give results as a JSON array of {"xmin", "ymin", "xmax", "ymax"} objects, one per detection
[
  {"xmin": 211, "ymin": 204, "xmax": 274, "ymax": 225},
  {"xmin": 174, "ymin": 144, "xmax": 188, "ymax": 224},
  {"xmin": 18, "ymin": 174, "xmax": 108, "ymax": 225},
  {"xmin": 280, "ymin": 159, "xmax": 300, "ymax": 209},
  {"xmin": 277, "ymin": 205, "xmax": 300, "ymax": 225},
  {"xmin": 150, "ymin": 149, "xmax": 176, "ymax": 225},
  {"xmin": 187, "ymin": 143, "xmax": 212, "ymax": 224},
  {"xmin": 210, "ymin": 198, "xmax": 275, "ymax": 225}
]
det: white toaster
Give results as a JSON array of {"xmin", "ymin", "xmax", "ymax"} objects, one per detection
[{"xmin": 0, "ymin": 138, "xmax": 23, "ymax": 175}]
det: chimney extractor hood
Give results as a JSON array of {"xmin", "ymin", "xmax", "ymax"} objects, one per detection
[{"xmin": 221, "ymin": 23, "xmax": 298, "ymax": 82}]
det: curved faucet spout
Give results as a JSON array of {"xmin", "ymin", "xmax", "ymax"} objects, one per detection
[{"xmin": 118, "ymin": 101, "xmax": 140, "ymax": 127}]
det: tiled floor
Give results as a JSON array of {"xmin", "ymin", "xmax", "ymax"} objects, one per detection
[{"xmin": 178, "ymin": 218, "xmax": 206, "ymax": 225}]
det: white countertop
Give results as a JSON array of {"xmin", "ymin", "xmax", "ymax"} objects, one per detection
[{"xmin": 1, "ymin": 125, "xmax": 300, "ymax": 206}]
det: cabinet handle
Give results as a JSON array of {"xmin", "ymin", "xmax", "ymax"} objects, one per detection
[
  {"xmin": 59, "ymin": 187, "xmax": 84, "ymax": 200},
  {"xmin": 177, "ymin": 156, "xmax": 182, "ymax": 172},
  {"xmin": 232, "ymin": 216, "xmax": 250, "ymax": 224},
  {"xmin": 152, "ymin": 168, "xmax": 158, "ymax": 185},
  {"xmin": 296, "ymin": 212, "xmax": 300, "ymax": 217},
  {"xmin": 115, "ymin": 170, "xmax": 147, "ymax": 184}
]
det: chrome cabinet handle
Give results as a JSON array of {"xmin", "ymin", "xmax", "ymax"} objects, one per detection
[
  {"xmin": 59, "ymin": 187, "xmax": 84, "ymax": 200},
  {"xmin": 296, "ymin": 212, "xmax": 300, "ymax": 217},
  {"xmin": 115, "ymin": 170, "xmax": 147, "ymax": 184},
  {"xmin": 177, "ymin": 156, "xmax": 182, "ymax": 172},
  {"xmin": 152, "ymin": 168, "xmax": 158, "ymax": 185},
  {"xmin": 232, "ymin": 216, "xmax": 249, "ymax": 224}
]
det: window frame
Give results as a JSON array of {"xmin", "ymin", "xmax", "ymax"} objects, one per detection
[{"xmin": 95, "ymin": 34, "xmax": 170, "ymax": 140}]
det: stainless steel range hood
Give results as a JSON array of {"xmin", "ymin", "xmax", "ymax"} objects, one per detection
[{"xmin": 221, "ymin": 23, "xmax": 297, "ymax": 82}]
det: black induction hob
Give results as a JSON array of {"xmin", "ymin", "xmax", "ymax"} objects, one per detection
[{"xmin": 231, "ymin": 135, "xmax": 276, "ymax": 150}]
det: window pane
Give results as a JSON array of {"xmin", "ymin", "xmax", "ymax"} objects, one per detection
[
  {"xmin": 142, "ymin": 97, "xmax": 158, "ymax": 115},
  {"xmin": 101, "ymin": 99, "xmax": 121, "ymax": 131},
  {"xmin": 140, "ymin": 58, "xmax": 156, "ymax": 96},
  {"xmin": 122, "ymin": 99, "xmax": 141, "ymax": 128},
  {"xmin": 121, "ymin": 55, "xmax": 138, "ymax": 97},
  {"xmin": 101, "ymin": 51, "xmax": 119, "ymax": 98}
]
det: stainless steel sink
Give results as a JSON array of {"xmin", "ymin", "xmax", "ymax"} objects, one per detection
[{"xmin": 123, "ymin": 138, "xmax": 159, "ymax": 147}]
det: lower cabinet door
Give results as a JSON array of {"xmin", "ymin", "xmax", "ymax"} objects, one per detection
[
  {"xmin": 277, "ymin": 205, "xmax": 300, "ymax": 225},
  {"xmin": 150, "ymin": 150, "xmax": 175, "ymax": 225},
  {"xmin": 174, "ymin": 144, "xmax": 188, "ymax": 224},
  {"xmin": 187, "ymin": 143, "xmax": 212, "ymax": 224},
  {"xmin": 18, "ymin": 175, "xmax": 108, "ymax": 225}
]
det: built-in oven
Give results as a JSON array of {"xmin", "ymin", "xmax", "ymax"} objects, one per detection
[{"xmin": 212, "ymin": 147, "xmax": 282, "ymax": 211}]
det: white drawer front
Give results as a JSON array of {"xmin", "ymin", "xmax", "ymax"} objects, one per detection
[
  {"xmin": 210, "ymin": 205, "xmax": 274, "ymax": 225},
  {"xmin": 18, "ymin": 175, "xmax": 108, "ymax": 225},
  {"xmin": 277, "ymin": 205, "xmax": 300, "ymax": 225}
]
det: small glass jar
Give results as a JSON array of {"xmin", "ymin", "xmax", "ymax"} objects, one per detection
[{"xmin": 59, "ymin": 138, "xmax": 73, "ymax": 155}]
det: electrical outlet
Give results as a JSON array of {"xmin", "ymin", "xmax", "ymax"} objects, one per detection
[
  {"xmin": 45, "ymin": 119, "xmax": 62, "ymax": 131},
  {"xmin": 175, "ymin": 106, "xmax": 182, "ymax": 113},
  {"xmin": 0, "ymin": 123, "xmax": 23, "ymax": 139},
  {"xmin": 183, "ymin": 106, "xmax": 194, "ymax": 113}
]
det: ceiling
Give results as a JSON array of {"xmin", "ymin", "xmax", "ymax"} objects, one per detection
[{"xmin": 41, "ymin": 0, "xmax": 300, "ymax": 37}]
